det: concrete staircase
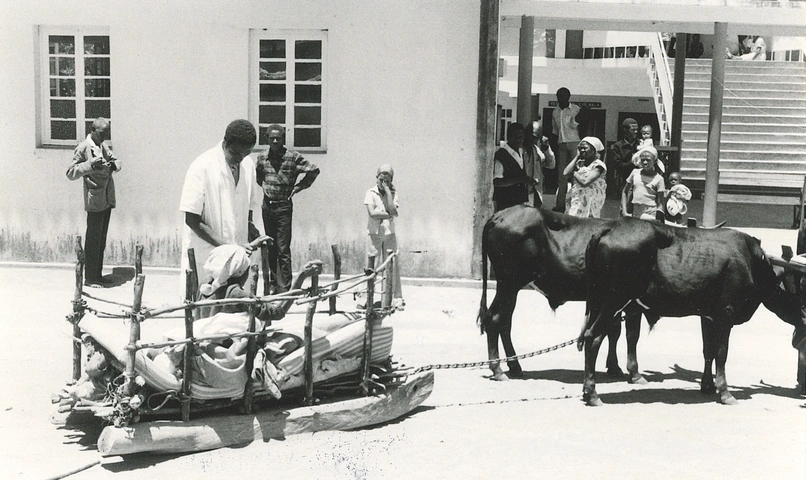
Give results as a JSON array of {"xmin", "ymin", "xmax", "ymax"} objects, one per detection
[{"xmin": 672, "ymin": 59, "xmax": 806, "ymax": 198}]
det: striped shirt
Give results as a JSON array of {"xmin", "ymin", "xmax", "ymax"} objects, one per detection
[{"xmin": 255, "ymin": 147, "xmax": 319, "ymax": 200}]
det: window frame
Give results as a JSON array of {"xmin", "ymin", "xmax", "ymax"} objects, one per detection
[
  {"xmin": 37, "ymin": 25, "xmax": 111, "ymax": 148},
  {"xmin": 249, "ymin": 29, "xmax": 328, "ymax": 153}
]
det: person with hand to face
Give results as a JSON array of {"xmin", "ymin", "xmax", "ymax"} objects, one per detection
[
  {"xmin": 563, "ymin": 136, "xmax": 607, "ymax": 218},
  {"xmin": 179, "ymin": 119, "xmax": 265, "ymax": 293},
  {"xmin": 364, "ymin": 164, "xmax": 404, "ymax": 308},
  {"xmin": 66, "ymin": 117, "xmax": 121, "ymax": 287}
]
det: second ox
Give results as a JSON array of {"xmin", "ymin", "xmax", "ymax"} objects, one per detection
[{"xmin": 580, "ymin": 218, "xmax": 806, "ymax": 406}]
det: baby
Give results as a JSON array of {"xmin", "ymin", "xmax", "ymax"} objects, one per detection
[
  {"xmin": 664, "ymin": 172, "xmax": 692, "ymax": 225},
  {"xmin": 632, "ymin": 125, "xmax": 665, "ymax": 174}
]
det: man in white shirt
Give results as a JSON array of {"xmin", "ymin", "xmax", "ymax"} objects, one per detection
[
  {"xmin": 179, "ymin": 119, "xmax": 264, "ymax": 292},
  {"xmin": 551, "ymin": 87, "xmax": 586, "ymax": 212}
]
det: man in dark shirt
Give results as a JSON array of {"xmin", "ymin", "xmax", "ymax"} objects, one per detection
[
  {"xmin": 255, "ymin": 124, "xmax": 320, "ymax": 294},
  {"xmin": 607, "ymin": 118, "xmax": 639, "ymax": 199}
]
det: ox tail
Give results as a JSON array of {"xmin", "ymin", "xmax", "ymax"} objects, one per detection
[
  {"xmin": 577, "ymin": 227, "xmax": 612, "ymax": 350},
  {"xmin": 477, "ymin": 221, "xmax": 492, "ymax": 335}
]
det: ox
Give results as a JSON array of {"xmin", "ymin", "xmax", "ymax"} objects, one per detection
[
  {"xmin": 477, "ymin": 205, "xmax": 636, "ymax": 380},
  {"xmin": 580, "ymin": 218, "xmax": 806, "ymax": 406}
]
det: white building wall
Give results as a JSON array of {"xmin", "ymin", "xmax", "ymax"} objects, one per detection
[{"xmin": 0, "ymin": 1, "xmax": 480, "ymax": 278}]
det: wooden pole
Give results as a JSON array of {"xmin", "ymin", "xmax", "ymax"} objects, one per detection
[
  {"xmin": 329, "ymin": 244, "xmax": 341, "ymax": 315},
  {"xmin": 134, "ymin": 244, "xmax": 144, "ymax": 276},
  {"xmin": 471, "ymin": 0, "xmax": 500, "ymax": 278},
  {"xmin": 517, "ymin": 15, "xmax": 534, "ymax": 126},
  {"xmin": 703, "ymin": 22, "xmax": 727, "ymax": 227},
  {"xmin": 670, "ymin": 32, "xmax": 687, "ymax": 172},
  {"xmin": 360, "ymin": 273, "xmax": 376, "ymax": 396},
  {"xmin": 181, "ymin": 270, "xmax": 195, "ymax": 421},
  {"xmin": 187, "ymin": 248, "xmax": 198, "ymax": 302},
  {"xmin": 382, "ymin": 250, "xmax": 394, "ymax": 309},
  {"xmin": 262, "ymin": 242, "xmax": 271, "ymax": 296},
  {"xmin": 242, "ymin": 265, "xmax": 260, "ymax": 414},
  {"xmin": 125, "ymin": 275, "xmax": 146, "ymax": 397},
  {"xmin": 72, "ymin": 236, "xmax": 85, "ymax": 382},
  {"xmin": 303, "ymin": 271, "xmax": 320, "ymax": 406}
]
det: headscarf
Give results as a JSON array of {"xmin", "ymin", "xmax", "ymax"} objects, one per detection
[
  {"xmin": 580, "ymin": 136, "xmax": 604, "ymax": 153},
  {"xmin": 377, "ymin": 164, "xmax": 394, "ymax": 178},
  {"xmin": 199, "ymin": 245, "xmax": 251, "ymax": 296}
]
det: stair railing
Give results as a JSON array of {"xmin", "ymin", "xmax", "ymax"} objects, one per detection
[{"xmin": 648, "ymin": 32, "xmax": 674, "ymax": 146}]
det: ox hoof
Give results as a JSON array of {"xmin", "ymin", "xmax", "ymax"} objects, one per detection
[
  {"xmin": 583, "ymin": 393, "xmax": 603, "ymax": 407},
  {"xmin": 492, "ymin": 372, "xmax": 510, "ymax": 382},
  {"xmin": 507, "ymin": 365, "xmax": 524, "ymax": 378},
  {"xmin": 606, "ymin": 366, "xmax": 624, "ymax": 378},
  {"xmin": 700, "ymin": 383, "xmax": 716, "ymax": 395},
  {"xmin": 719, "ymin": 392, "xmax": 738, "ymax": 406},
  {"xmin": 628, "ymin": 375, "xmax": 648, "ymax": 385}
]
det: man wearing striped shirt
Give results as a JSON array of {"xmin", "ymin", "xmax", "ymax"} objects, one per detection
[{"xmin": 255, "ymin": 124, "xmax": 320, "ymax": 294}]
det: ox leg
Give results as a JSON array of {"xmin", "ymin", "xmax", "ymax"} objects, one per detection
[
  {"xmin": 583, "ymin": 331, "xmax": 607, "ymax": 407},
  {"xmin": 625, "ymin": 311, "xmax": 647, "ymax": 385},
  {"xmin": 500, "ymin": 327, "xmax": 523, "ymax": 378},
  {"xmin": 605, "ymin": 320, "xmax": 624, "ymax": 377},
  {"xmin": 713, "ymin": 324, "xmax": 738, "ymax": 405},
  {"xmin": 486, "ymin": 288, "xmax": 518, "ymax": 381},
  {"xmin": 700, "ymin": 317, "xmax": 716, "ymax": 395}
]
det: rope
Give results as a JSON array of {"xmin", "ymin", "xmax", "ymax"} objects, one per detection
[
  {"xmin": 82, "ymin": 291, "xmax": 133, "ymax": 309},
  {"xmin": 83, "ymin": 304, "xmax": 129, "ymax": 318},
  {"xmin": 410, "ymin": 338, "xmax": 578, "ymax": 374}
]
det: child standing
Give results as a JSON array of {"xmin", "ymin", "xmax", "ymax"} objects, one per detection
[
  {"xmin": 364, "ymin": 164, "xmax": 404, "ymax": 309},
  {"xmin": 623, "ymin": 146, "xmax": 666, "ymax": 221},
  {"xmin": 664, "ymin": 172, "xmax": 692, "ymax": 225}
]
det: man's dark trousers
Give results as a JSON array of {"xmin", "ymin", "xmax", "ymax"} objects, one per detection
[
  {"xmin": 262, "ymin": 198, "xmax": 293, "ymax": 294},
  {"xmin": 85, "ymin": 207, "xmax": 112, "ymax": 281}
]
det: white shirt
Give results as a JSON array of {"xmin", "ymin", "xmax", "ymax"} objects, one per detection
[
  {"xmin": 364, "ymin": 186, "xmax": 399, "ymax": 235},
  {"xmin": 179, "ymin": 141, "xmax": 263, "ymax": 283},
  {"xmin": 552, "ymin": 104, "xmax": 581, "ymax": 144}
]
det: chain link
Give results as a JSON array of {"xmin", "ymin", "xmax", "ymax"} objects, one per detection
[{"xmin": 411, "ymin": 338, "xmax": 578, "ymax": 374}]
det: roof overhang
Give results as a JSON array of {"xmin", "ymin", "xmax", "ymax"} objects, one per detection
[{"xmin": 501, "ymin": 0, "xmax": 806, "ymax": 36}]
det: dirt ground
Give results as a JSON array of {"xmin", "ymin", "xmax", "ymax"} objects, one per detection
[{"xmin": 2, "ymin": 226, "xmax": 805, "ymax": 480}]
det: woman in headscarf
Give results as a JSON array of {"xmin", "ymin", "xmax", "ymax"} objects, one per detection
[
  {"xmin": 562, "ymin": 136, "xmax": 607, "ymax": 218},
  {"xmin": 622, "ymin": 146, "xmax": 666, "ymax": 221}
]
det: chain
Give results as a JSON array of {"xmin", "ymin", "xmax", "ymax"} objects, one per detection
[{"xmin": 410, "ymin": 338, "xmax": 578, "ymax": 374}]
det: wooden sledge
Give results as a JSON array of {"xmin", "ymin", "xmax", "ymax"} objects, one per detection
[{"xmin": 97, "ymin": 370, "xmax": 433, "ymax": 456}]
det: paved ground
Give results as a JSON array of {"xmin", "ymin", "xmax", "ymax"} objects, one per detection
[{"xmin": 1, "ymin": 225, "xmax": 804, "ymax": 479}]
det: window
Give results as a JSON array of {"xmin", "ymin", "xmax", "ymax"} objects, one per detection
[
  {"xmin": 250, "ymin": 29, "xmax": 327, "ymax": 151},
  {"xmin": 38, "ymin": 27, "xmax": 111, "ymax": 146}
]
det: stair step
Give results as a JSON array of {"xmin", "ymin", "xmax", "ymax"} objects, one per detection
[
  {"xmin": 685, "ymin": 72, "xmax": 806, "ymax": 82},
  {"xmin": 683, "ymin": 110, "xmax": 806, "ymax": 125},
  {"xmin": 681, "ymin": 150, "xmax": 806, "ymax": 160},
  {"xmin": 682, "ymin": 140, "xmax": 806, "ymax": 153},
  {"xmin": 681, "ymin": 130, "xmax": 806, "ymax": 142},
  {"xmin": 680, "ymin": 159, "xmax": 806, "ymax": 172},
  {"xmin": 678, "ymin": 170, "xmax": 805, "ymax": 189},
  {"xmin": 672, "ymin": 59, "xmax": 806, "ymax": 71},
  {"xmin": 681, "ymin": 123, "xmax": 806, "ymax": 134},
  {"xmin": 683, "ymin": 96, "xmax": 806, "ymax": 108},
  {"xmin": 685, "ymin": 80, "xmax": 806, "ymax": 91}
]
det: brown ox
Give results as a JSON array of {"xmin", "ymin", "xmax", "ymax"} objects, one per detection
[
  {"xmin": 581, "ymin": 218, "xmax": 806, "ymax": 406},
  {"xmin": 477, "ymin": 205, "xmax": 634, "ymax": 380}
]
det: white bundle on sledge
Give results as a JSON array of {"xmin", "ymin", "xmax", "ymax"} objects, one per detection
[{"xmin": 78, "ymin": 311, "xmax": 393, "ymax": 401}]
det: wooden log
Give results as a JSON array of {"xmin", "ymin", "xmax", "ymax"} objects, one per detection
[
  {"xmin": 303, "ymin": 272, "xmax": 319, "ymax": 406},
  {"xmin": 72, "ymin": 236, "xmax": 85, "ymax": 382},
  {"xmin": 135, "ymin": 244, "xmax": 144, "ymax": 276},
  {"xmin": 242, "ymin": 265, "xmax": 260, "ymax": 414},
  {"xmin": 181, "ymin": 270, "xmax": 195, "ymax": 422},
  {"xmin": 124, "ymin": 275, "xmax": 145, "ymax": 397},
  {"xmin": 329, "ymin": 244, "xmax": 341, "ymax": 315},
  {"xmin": 361, "ymin": 273, "xmax": 376, "ymax": 396},
  {"xmin": 187, "ymin": 248, "xmax": 198, "ymax": 302},
  {"xmin": 382, "ymin": 249, "xmax": 394, "ymax": 309},
  {"xmin": 97, "ymin": 371, "xmax": 433, "ymax": 457}
]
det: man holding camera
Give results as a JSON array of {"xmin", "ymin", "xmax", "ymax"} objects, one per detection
[{"xmin": 66, "ymin": 117, "xmax": 121, "ymax": 287}]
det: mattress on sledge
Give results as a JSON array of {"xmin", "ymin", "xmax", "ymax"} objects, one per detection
[{"xmin": 78, "ymin": 311, "xmax": 393, "ymax": 401}]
